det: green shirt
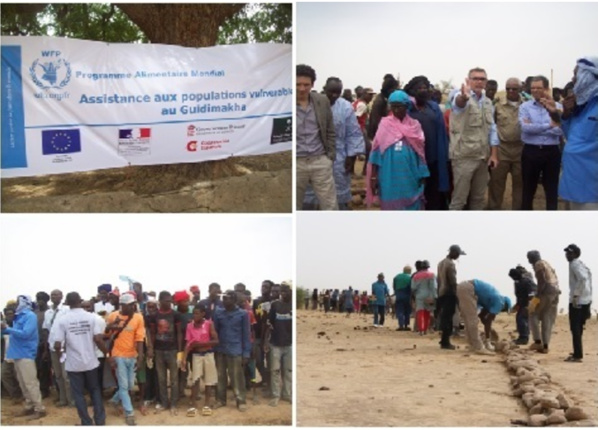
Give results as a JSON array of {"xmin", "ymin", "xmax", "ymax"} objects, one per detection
[{"xmin": 393, "ymin": 273, "xmax": 411, "ymax": 295}]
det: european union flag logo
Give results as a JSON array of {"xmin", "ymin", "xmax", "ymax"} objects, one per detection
[{"xmin": 42, "ymin": 129, "xmax": 81, "ymax": 155}]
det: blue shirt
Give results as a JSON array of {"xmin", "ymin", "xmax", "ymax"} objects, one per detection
[
  {"xmin": 197, "ymin": 297, "xmax": 223, "ymax": 321},
  {"xmin": 518, "ymin": 100, "xmax": 563, "ymax": 146},
  {"xmin": 473, "ymin": 280, "xmax": 504, "ymax": 315},
  {"xmin": 212, "ymin": 306, "xmax": 251, "ymax": 358},
  {"xmin": 559, "ymin": 96, "xmax": 598, "ymax": 203},
  {"xmin": 371, "ymin": 281, "xmax": 389, "ymax": 305},
  {"xmin": 451, "ymin": 91, "xmax": 499, "ymax": 146},
  {"xmin": 3, "ymin": 309, "xmax": 39, "ymax": 360}
]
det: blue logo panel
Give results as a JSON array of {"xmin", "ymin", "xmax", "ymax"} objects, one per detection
[
  {"xmin": 41, "ymin": 129, "xmax": 81, "ymax": 154},
  {"xmin": 1, "ymin": 45, "xmax": 27, "ymax": 169}
]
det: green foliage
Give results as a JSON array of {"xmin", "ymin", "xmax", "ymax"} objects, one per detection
[
  {"xmin": 218, "ymin": 3, "xmax": 292, "ymax": 45},
  {"xmin": 48, "ymin": 4, "xmax": 146, "ymax": 43},
  {"xmin": 296, "ymin": 287, "xmax": 306, "ymax": 307},
  {"xmin": 2, "ymin": 3, "xmax": 291, "ymax": 46},
  {"xmin": 1, "ymin": 4, "xmax": 48, "ymax": 36},
  {"xmin": 1, "ymin": 4, "xmax": 146, "ymax": 43}
]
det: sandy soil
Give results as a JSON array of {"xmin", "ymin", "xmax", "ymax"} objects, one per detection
[
  {"xmin": 1, "ymin": 385, "xmax": 291, "ymax": 426},
  {"xmin": 297, "ymin": 310, "xmax": 597, "ymax": 427},
  {"xmin": 349, "ymin": 159, "xmax": 568, "ymax": 211},
  {"xmin": 1, "ymin": 152, "xmax": 291, "ymax": 213}
]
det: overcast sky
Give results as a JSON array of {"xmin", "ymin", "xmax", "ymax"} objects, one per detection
[
  {"xmin": 297, "ymin": 2, "xmax": 598, "ymax": 93},
  {"xmin": 297, "ymin": 212, "xmax": 597, "ymax": 314},
  {"xmin": 1, "ymin": 215, "xmax": 292, "ymax": 305}
]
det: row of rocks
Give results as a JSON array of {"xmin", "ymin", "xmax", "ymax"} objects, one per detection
[{"xmin": 504, "ymin": 348, "xmax": 592, "ymax": 427}]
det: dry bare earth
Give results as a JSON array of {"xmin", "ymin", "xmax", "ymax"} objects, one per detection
[
  {"xmin": 297, "ymin": 310, "xmax": 597, "ymax": 427},
  {"xmin": 0, "ymin": 387, "xmax": 291, "ymax": 426},
  {"xmin": 0, "ymin": 152, "xmax": 291, "ymax": 213},
  {"xmin": 349, "ymin": 159, "xmax": 568, "ymax": 210}
]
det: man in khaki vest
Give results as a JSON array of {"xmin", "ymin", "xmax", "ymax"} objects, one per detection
[
  {"xmin": 527, "ymin": 250, "xmax": 560, "ymax": 354},
  {"xmin": 449, "ymin": 68, "xmax": 499, "ymax": 210},
  {"xmin": 488, "ymin": 78, "xmax": 524, "ymax": 210}
]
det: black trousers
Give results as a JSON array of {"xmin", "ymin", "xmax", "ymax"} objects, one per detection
[
  {"xmin": 424, "ymin": 161, "xmax": 449, "ymax": 210},
  {"xmin": 569, "ymin": 303, "xmax": 590, "ymax": 359},
  {"xmin": 438, "ymin": 294, "xmax": 457, "ymax": 346},
  {"xmin": 521, "ymin": 144, "xmax": 561, "ymax": 210},
  {"xmin": 36, "ymin": 344, "xmax": 52, "ymax": 397}
]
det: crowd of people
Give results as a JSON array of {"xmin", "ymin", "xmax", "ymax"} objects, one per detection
[
  {"xmin": 304, "ymin": 243, "xmax": 593, "ymax": 361},
  {"xmin": 295, "ymin": 56, "xmax": 598, "ymax": 210},
  {"xmin": 1, "ymin": 280, "xmax": 293, "ymax": 425}
]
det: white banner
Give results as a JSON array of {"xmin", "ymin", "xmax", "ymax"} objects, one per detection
[{"xmin": 1, "ymin": 36, "xmax": 292, "ymax": 178}]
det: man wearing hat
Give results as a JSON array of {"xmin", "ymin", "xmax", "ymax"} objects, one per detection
[
  {"xmin": 437, "ymin": 245, "xmax": 466, "ymax": 350},
  {"xmin": 527, "ymin": 250, "xmax": 560, "ymax": 354},
  {"xmin": 371, "ymin": 273, "xmax": 390, "ymax": 327},
  {"xmin": 456, "ymin": 279, "xmax": 511, "ymax": 355},
  {"xmin": 2, "ymin": 295, "xmax": 47, "ymax": 419},
  {"xmin": 564, "ymin": 244, "xmax": 593, "ymax": 362},
  {"xmin": 106, "ymin": 291, "xmax": 145, "ymax": 425},
  {"xmin": 508, "ymin": 267, "xmax": 537, "ymax": 345}
]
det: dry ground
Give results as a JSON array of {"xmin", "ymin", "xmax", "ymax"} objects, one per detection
[
  {"xmin": 0, "ymin": 385, "xmax": 291, "ymax": 426},
  {"xmin": 297, "ymin": 310, "xmax": 597, "ymax": 427},
  {"xmin": 1, "ymin": 152, "xmax": 291, "ymax": 213}
]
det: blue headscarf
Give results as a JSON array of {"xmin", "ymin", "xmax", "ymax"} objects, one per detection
[
  {"xmin": 388, "ymin": 90, "xmax": 412, "ymax": 107},
  {"xmin": 97, "ymin": 284, "xmax": 112, "ymax": 293},
  {"xmin": 574, "ymin": 56, "xmax": 598, "ymax": 105},
  {"xmin": 15, "ymin": 295, "xmax": 35, "ymax": 314}
]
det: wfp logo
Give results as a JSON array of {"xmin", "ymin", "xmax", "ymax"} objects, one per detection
[{"xmin": 29, "ymin": 51, "xmax": 71, "ymax": 90}]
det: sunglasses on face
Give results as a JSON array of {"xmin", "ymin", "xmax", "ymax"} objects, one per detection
[
  {"xmin": 506, "ymin": 88, "xmax": 520, "ymax": 91},
  {"xmin": 470, "ymin": 77, "xmax": 487, "ymax": 81}
]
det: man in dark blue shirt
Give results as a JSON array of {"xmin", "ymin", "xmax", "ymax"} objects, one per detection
[
  {"xmin": 213, "ymin": 290, "xmax": 251, "ymax": 412},
  {"xmin": 198, "ymin": 283, "xmax": 223, "ymax": 321}
]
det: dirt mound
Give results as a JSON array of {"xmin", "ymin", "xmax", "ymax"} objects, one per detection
[{"xmin": 1, "ymin": 152, "xmax": 291, "ymax": 213}]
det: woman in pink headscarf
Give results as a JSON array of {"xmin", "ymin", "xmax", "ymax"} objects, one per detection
[{"xmin": 366, "ymin": 90, "xmax": 429, "ymax": 210}]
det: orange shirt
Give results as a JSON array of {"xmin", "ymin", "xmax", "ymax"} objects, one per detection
[{"xmin": 106, "ymin": 311, "xmax": 145, "ymax": 358}]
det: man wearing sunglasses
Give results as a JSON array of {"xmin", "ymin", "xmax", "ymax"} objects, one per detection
[
  {"xmin": 488, "ymin": 78, "xmax": 524, "ymax": 210},
  {"xmin": 448, "ymin": 68, "xmax": 499, "ymax": 210}
]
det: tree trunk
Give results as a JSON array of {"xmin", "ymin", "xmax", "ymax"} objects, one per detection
[{"xmin": 116, "ymin": 3, "xmax": 244, "ymax": 47}]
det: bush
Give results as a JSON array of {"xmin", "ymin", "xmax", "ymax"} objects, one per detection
[{"xmin": 296, "ymin": 288, "xmax": 306, "ymax": 308}]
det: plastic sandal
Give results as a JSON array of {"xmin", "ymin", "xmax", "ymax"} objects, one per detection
[
  {"xmin": 186, "ymin": 408, "xmax": 197, "ymax": 417},
  {"xmin": 201, "ymin": 406, "xmax": 212, "ymax": 416}
]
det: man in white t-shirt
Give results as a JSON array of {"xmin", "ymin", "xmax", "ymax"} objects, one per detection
[
  {"xmin": 94, "ymin": 284, "xmax": 115, "ymax": 316},
  {"xmin": 82, "ymin": 300, "xmax": 107, "ymax": 392},
  {"xmin": 43, "ymin": 289, "xmax": 72, "ymax": 406},
  {"xmin": 54, "ymin": 292, "xmax": 108, "ymax": 426}
]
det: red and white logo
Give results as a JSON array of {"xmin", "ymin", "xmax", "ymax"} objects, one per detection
[
  {"xmin": 186, "ymin": 141, "xmax": 197, "ymax": 152},
  {"xmin": 187, "ymin": 125, "xmax": 196, "ymax": 137}
]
